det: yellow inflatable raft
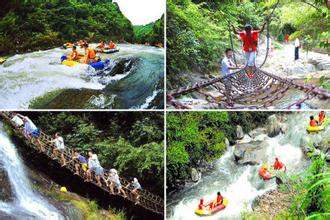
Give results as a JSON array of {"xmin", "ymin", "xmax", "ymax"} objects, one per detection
[
  {"xmin": 306, "ymin": 116, "xmax": 328, "ymax": 134},
  {"xmin": 194, "ymin": 198, "xmax": 228, "ymax": 217}
]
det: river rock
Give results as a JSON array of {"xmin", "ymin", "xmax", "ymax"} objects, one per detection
[
  {"xmin": 234, "ymin": 141, "xmax": 268, "ymax": 165},
  {"xmin": 248, "ymin": 128, "xmax": 266, "ymax": 139},
  {"xmin": 101, "ymin": 57, "xmax": 139, "ymax": 77},
  {"xmin": 225, "ymin": 138, "xmax": 230, "ymax": 149},
  {"xmin": 0, "ymin": 168, "xmax": 13, "ymax": 202},
  {"xmin": 191, "ymin": 168, "xmax": 201, "ymax": 182},
  {"xmin": 236, "ymin": 125, "xmax": 244, "ymax": 139},
  {"xmin": 266, "ymin": 115, "xmax": 281, "ymax": 137}
]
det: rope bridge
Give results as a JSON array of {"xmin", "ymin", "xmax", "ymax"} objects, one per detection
[
  {"xmin": 0, "ymin": 112, "xmax": 164, "ymax": 216},
  {"xmin": 167, "ymin": 66, "xmax": 330, "ymax": 109}
]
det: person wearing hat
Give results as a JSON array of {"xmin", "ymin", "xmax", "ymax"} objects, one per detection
[
  {"xmin": 127, "ymin": 177, "xmax": 142, "ymax": 204},
  {"xmin": 233, "ymin": 23, "xmax": 266, "ymax": 78},
  {"xmin": 106, "ymin": 169, "xmax": 127, "ymax": 198}
]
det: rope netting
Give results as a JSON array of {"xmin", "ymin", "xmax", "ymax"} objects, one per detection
[
  {"xmin": 167, "ymin": 66, "xmax": 330, "ymax": 109},
  {"xmin": 0, "ymin": 112, "xmax": 164, "ymax": 216}
]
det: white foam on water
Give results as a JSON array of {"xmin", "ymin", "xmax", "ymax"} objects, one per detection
[{"xmin": 0, "ymin": 123, "xmax": 63, "ymax": 219}]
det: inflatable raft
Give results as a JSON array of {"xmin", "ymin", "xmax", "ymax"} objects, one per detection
[
  {"xmin": 63, "ymin": 43, "xmax": 74, "ymax": 49},
  {"xmin": 60, "ymin": 56, "xmax": 109, "ymax": 70},
  {"xmin": 194, "ymin": 198, "xmax": 228, "ymax": 217},
  {"xmin": 99, "ymin": 48, "xmax": 119, "ymax": 54},
  {"xmin": 306, "ymin": 116, "xmax": 328, "ymax": 135},
  {"xmin": 258, "ymin": 166, "xmax": 272, "ymax": 181},
  {"xmin": 0, "ymin": 57, "xmax": 6, "ymax": 64}
]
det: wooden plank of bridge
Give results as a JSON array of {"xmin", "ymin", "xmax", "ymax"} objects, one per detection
[{"xmin": 0, "ymin": 112, "xmax": 164, "ymax": 216}]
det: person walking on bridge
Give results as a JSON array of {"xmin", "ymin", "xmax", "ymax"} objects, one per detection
[
  {"xmin": 50, "ymin": 132, "xmax": 67, "ymax": 167},
  {"xmin": 294, "ymin": 38, "xmax": 300, "ymax": 61}
]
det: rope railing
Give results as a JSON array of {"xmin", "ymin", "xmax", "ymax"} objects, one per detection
[
  {"xmin": 0, "ymin": 112, "xmax": 164, "ymax": 216},
  {"xmin": 167, "ymin": 66, "xmax": 330, "ymax": 109}
]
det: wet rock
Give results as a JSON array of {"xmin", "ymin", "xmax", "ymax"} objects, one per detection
[
  {"xmin": 248, "ymin": 128, "xmax": 266, "ymax": 139},
  {"xmin": 225, "ymin": 138, "xmax": 230, "ymax": 149},
  {"xmin": 101, "ymin": 57, "xmax": 139, "ymax": 77},
  {"xmin": 0, "ymin": 168, "xmax": 14, "ymax": 202},
  {"xmin": 234, "ymin": 141, "xmax": 268, "ymax": 165},
  {"xmin": 236, "ymin": 125, "xmax": 244, "ymax": 139},
  {"xmin": 266, "ymin": 115, "xmax": 281, "ymax": 137},
  {"xmin": 191, "ymin": 168, "xmax": 201, "ymax": 182}
]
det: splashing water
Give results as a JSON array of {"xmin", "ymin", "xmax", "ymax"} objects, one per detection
[
  {"xmin": 0, "ymin": 123, "xmax": 63, "ymax": 219},
  {"xmin": 167, "ymin": 112, "xmax": 328, "ymax": 220}
]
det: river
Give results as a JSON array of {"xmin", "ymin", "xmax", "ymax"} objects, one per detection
[
  {"xmin": 0, "ymin": 122, "xmax": 63, "ymax": 219},
  {"xmin": 0, "ymin": 44, "xmax": 164, "ymax": 109},
  {"xmin": 167, "ymin": 112, "xmax": 328, "ymax": 219}
]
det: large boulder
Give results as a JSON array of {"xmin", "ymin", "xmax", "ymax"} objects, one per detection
[
  {"xmin": 249, "ymin": 128, "xmax": 267, "ymax": 139},
  {"xmin": 233, "ymin": 141, "xmax": 268, "ymax": 165},
  {"xmin": 191, "ymin": 168, "xmax": 201, "ymax": 182},
  {"xmin": 100, "ymin": 57, "xmax": 139, "ymax": 77},
  {"xmin": 236, "ymin": 125, "xmax": 244, "ymax": 139},
  {"xmin": 266, "ymin": 115, "xmax": 282, "ymax": 137},
  {"xmin": 0, "ymin": 168, "xmax": 13, "ymax": 202}
]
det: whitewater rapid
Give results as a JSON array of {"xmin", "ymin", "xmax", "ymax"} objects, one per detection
[
  {"xmin": 167, "ymin": 112, "xmax": 328, "ymax": 220},
  {"xmin": 0, "ymin": 123, "xmax": 63, "ymax": 219},
  {"xmin": 0, "ymin": 43, "xmax": 164, "ymax": 109}
]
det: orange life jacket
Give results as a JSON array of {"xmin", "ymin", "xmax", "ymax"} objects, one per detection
[
  {"xmin": 86, "ymin": 48, "xmax": 96, "ymax": 59},
  {"xmin": 216, "ymin": 195, "xmax": 223, "ymax": 206},
  {"xmin": 319, "ymin": 113, "xmax": 325, "ymax": 124},
  {"xmin": 109, "ymin": 42, "xmax": 116, "ymax": 49},
  {"xmin": 310, "ymin": 120, "xmax": 317, "ymax": 127},
  {"xmin": 70, "ymin": 50, "xmax": 79, "ymax": 60}
]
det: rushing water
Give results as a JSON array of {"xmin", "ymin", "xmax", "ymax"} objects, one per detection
[
  {"xmin": 0, "ymin": 44, "xmax": 164, "ymax": 109},
  {"xmin": 167, "ymin": 112, "xmax": 328, "ymax": 219},
  {"xmin": 0, "ymin": 123, "xmax": 63, "ymax": 219}
]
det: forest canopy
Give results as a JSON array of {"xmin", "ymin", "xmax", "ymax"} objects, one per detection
[
  {"xmin": 166, "ymin": 111, "xmax": 271, "ymax": 190},
  {"xmin": 0, "ymin": 0, "xmax": 164, "ymax": 55},
  {"xmin": 21, "ymin": 111, "xmax": 164, "ymax": 196}
]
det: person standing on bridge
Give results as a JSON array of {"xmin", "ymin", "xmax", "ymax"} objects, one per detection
[
  {"xmin": 107, "ymin": 169, "xmax": 127, "ymax": 198},
  {"xmin": 70, "ymin": 151, "xmax": 88, "ymax": 176},
  {"xmin": 233, "ymin": 23, "xmax": 266, "ymax": 78},
  {"xmin": 11, "ymin": 113, "xmax": 24, "ymax": 128},
  {"xmin": 17, "ymin": 114, "xmax": 43, "ymax": 152},
  {"xmin": 50, "ymin": 132, "xmax": 66, "ymax": 167},
  {"xmin": 86, "ymin": 150, "xmax": 104, "ymax": 186},
  {"xmin": 127, "ymin": 177, "xmax": 142, "ymax": 205}
]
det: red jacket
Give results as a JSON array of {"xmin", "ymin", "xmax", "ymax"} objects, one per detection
[{"xmin": 240, "ymin": 31, "xmax": 259, "ymax": 52}]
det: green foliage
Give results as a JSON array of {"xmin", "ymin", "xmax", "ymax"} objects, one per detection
[
  {"xmin": 0, "ymin": 1, "xmax": 136, "ymax": 55},
  {"xmin": 133, "ymin": 16, "xmax": 164, "ymax": 45},
  {"xmin": 23, "ymin": 111, "xmax": 164, "ymax": 196},
  {"xmin": 166, "ymin": 111, "xmax": 272, "ymax": 189},
  {"xmin": 281, "ymin": 152, "xmax": 330, "ymax": 218}
]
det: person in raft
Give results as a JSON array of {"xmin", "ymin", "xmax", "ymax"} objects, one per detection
[
  {"xmin": 209, "ymin": 192, "xmax": 223, "ymax": 209},
  {"xmin": 259, "ymin": 165, "xmax": 273, "ymax": 180},
  {"xmin": 310, "ymin": 115, "xmax": 318, "ymax": 127},
  {"xmin": 127, "ymin": 177, "xmax": 142, "ymax": 204},
  {"xmin": 70, "ymin": 150, "xmax": 88, "ymax": 176},
  {"xmin": 49, "ymin": 132, "xmax": 66, "ymax": 167},
  {"xmin": 83, "ymin": 43, "xmax": 97, "ymax": 64},
  {"xmin": 318, "ymin": 111, "xmax": 325, "ymax": 125},
  {"xmin": 69, "ymin": 46, "xmax": 79, "ymax": 61},
  {"xmin": 273, "ymin": 157, "xmax": 286, "ymax": 172},
  {"xmin": 233, "ymin": 23, "xmax": 266, "ymax": 78},
  {"xmin": 96, "ymin": 41, "xmax": 106, "ymax": 50},
  {"xmin": 108, "ymin": 40, "xmax": 117, "ymax": 49}
]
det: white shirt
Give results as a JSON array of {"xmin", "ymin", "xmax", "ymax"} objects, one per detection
[
  {"xmin": 221, "ymin": 57, "xmax": 235, "ymax": 76},
  {"xmin": 91, "ymin": 154, "xmax": 100, "ymax": 167},
  {"xmin": 12, "ymin": 115, "xmax": 24, "ymax": 127},
  {"xmin": 54, "ymin": 136, "xmax": 65, "ymax": 149},
  {"xmin": 295, "ymin": 39, "xmax": 300, "ymax": 47},
  {"xmin": 23, "ymin": 117, "xmax": 37, "ymax": 133}
]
